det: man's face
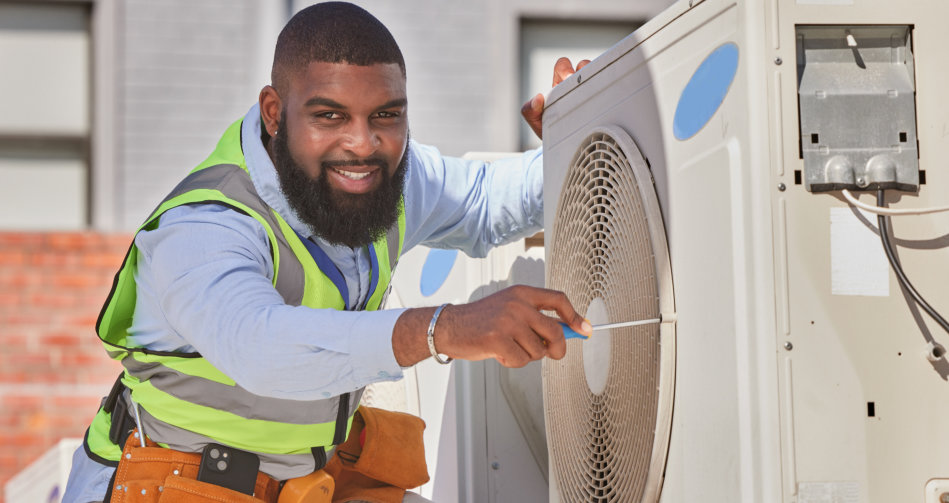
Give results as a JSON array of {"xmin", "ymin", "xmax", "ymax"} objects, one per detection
[{"xmin": 269, "ymin": 62, "xmax": 409, "ymax": 248}]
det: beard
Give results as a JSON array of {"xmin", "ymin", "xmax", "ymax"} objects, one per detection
[{"xmin": 271, "ymin": 121, "xmax": 408, "ymax": 249}]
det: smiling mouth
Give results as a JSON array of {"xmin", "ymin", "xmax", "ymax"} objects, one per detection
[{"xmin": 332, "ymin": 167, "xmax": 373, "ymax": 180}]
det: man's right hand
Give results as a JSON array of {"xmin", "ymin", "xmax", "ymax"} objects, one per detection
[{"xmin": 392, "ymin": 285, "xmax": 591, "ymax": 368}]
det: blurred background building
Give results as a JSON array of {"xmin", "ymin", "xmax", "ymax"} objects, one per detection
[{"xmin": 0, "ymin": 0, "xmax": 673, "ymax": 499}]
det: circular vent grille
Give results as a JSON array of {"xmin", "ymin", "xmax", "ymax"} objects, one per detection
[{"xmin": 544, "ymin": 126, "xmax": 675, "ymax": 503}]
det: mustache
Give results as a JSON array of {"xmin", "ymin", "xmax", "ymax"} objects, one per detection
[{"xmin": 322, "ymin": 158, "xmax": 387, "ymax": 169}]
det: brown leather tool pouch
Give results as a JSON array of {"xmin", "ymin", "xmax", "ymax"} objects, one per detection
[
  {"xmin": 323, "ymin": 406, "xmax": 429, "ymax": 503},
  {"xmin": 277, "ymin": 470, "xmax": 335, "ymax": 503},
  {"xmin": 109, "ymin": 431, "xmax": 279, "ymax": 503}
]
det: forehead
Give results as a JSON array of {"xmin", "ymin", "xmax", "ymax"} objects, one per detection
[{"xmin": 286, "ymin": 61, "xmax": 406, "ymax": 108}]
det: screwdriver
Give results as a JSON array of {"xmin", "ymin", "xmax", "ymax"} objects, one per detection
[{"xmin": 559, "ymin": 317, "xmax": 662, "ymax": 340}]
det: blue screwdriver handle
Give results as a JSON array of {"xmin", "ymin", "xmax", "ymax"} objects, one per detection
[
  {"xmin": 559, "ymin": 322, "xmax": 589, "ymax": 340},
  {"xmin": 559, "ymin": 317, "xmax": 663, "ymax": 340}
]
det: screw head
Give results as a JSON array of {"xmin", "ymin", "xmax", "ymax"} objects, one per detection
[
  {"xmin": 856, "ymin": 176, "xmax": 868, "ymax": 187},
  {"xmin": 784, "ymin": 341, "xmax": 793, "ymax": 351},
  {"xmin": 774, "ymin": 57, "xmax": 783, "ymax": 65},
  {"xmin": 491, "ymin": 461, "xmax": 500, "ymax": 470},
  {"xmin": 778, "ymin": 183, "xmax": 786, "ymax": 191}
]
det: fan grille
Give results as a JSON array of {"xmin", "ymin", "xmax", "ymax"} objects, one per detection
[{"xmin": 545, "ymin": 129, "xmax": 666, "ymax": 502}]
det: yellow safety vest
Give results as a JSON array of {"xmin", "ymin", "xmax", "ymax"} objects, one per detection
[{"xmin": 84, "ymin": 119, "xmax": 405, "ymax": 472}]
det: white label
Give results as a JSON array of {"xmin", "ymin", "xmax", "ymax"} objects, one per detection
[
  {"xmin": 797, "ymin": 0, "xmax": 853, "ymax": 4},
  {"xmin": 798, "ymin": 481, "xmax": 860, "ymax": 502},
  {"xmin": 830, "ymin": 208, "xmax": 889, "ymax": 297}
]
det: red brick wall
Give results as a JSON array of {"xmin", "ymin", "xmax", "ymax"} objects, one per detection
[{"xmin": 0, "ymin": 232, "xmax": 130, "ymax": 500}]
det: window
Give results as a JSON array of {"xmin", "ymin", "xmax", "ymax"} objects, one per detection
[
  {"xmin": 519, "ymin": 19, "xmax": 640, "ymax": 150},
  {"xmin": 0, "ymin": 3, "xmax": 91, "ymax": 229}
]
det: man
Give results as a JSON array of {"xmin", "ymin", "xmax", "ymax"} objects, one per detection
[{"xmin": 64, "ymin": 2, "xmax": 589, "ymax": 502}]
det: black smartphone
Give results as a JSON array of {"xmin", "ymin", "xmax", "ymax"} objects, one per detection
[{"xmin": 196, "ymin": 443, "xmax": 260, "ymax": 496}]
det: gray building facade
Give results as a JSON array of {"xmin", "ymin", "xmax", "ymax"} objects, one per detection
[{"xmin": 1, "ymin": 0, "xmax": 674, "ymax": 231}]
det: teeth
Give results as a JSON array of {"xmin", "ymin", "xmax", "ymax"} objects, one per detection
[{"xmin": 334, "ymin": 168, "xmax": 370, "ymax": 180}]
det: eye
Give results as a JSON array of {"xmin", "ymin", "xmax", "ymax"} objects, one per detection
[
  {"xmin": 313, "ymin": 111, "xmax": 342, "ymax": 120},
  {"xmin": 375, "ymin": 110, "xmax": 401, "ymax": 119}
]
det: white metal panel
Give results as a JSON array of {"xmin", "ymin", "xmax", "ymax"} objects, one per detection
[{"xmin": 4, "ymin": 438, "xmax": 82, "ymax": 503}]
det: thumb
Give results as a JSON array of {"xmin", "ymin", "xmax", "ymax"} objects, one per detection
[
  {"xmin": 521, "ymin": 93, "xmax": 545, "ymax": 140},
  {"xmin": 572, "ymin": 315, "xmax": 593, "ymax": 338}
]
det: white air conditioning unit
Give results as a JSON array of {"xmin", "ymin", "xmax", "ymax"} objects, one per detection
[
  {"xmin": 370, "ymin": 153, "xmax": 550, "ymax": 502},
  {"xmin": 4, "ymin": 438, "xmax": 82, "ymax": 503},
  {"xmin": 541, "ymin": 0, "xmax": 949, "ymax": 502}
]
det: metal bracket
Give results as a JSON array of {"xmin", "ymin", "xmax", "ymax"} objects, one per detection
[{"xmin": 797, "ymin": 25, "xmax": 919, "ymax": 193}]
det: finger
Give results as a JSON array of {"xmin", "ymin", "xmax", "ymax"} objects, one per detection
[
  {"xmin": 576, "ymin": 59, "xmax": 591, "ymax": 71},
  {"xmin": 511, "ymin": 324, "xmax": 549, "ymax": 361},
  {"xmin": 520, "ymin": 93, "xmax": 544, "ymax": 139},
  {"xmin": 552, "ymin": 57, "xmax": 576, "ymax": 86},
  {"xmin": 495, "ymin": 338, "xmax": 532, "ymax": 368},
  {"xmin": 526, "ymin": 288, "xmax": 591, "ymax": 338},
  {"xmin": 529, "ymin": 313, "xmax": 567, "ymax": 360}
]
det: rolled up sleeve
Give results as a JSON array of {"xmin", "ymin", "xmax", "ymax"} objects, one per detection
[{"xmin": 402, "ymin": 142, "xmax": 544, "ymax": 257}]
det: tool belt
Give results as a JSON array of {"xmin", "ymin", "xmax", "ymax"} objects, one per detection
[
  {"xmin": 323, "ymin": 405, "xmax": 429, "ymax": 503},
  {"xmin": 106, "ymin": 430, "xmax": 335, "ymax": 503},
  {"xmin": 109, "ymin": 430, "xmax": 268, "ymax": 502},
  {"xmin": 102, "ymin": 376, "xmax": 427, "ymax": 502},
  {"xmin": 104, "ymin": 409, "xmax": 429, "ymax": 503}
]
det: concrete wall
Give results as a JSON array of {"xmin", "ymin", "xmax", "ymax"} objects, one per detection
[
  {"xmin": 316, "ymin": 0, "xmax": 674, "ymax": 155},
  {"xmin": 114, "ymin": 0, "xmax": 272, "ymax": 229}
]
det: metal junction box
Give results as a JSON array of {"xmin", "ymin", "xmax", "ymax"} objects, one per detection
[{"xmin": 797, "ymin": 25, "xmax": 919, "ymax": 193}]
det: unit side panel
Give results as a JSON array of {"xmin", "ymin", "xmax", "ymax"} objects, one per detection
[
  {"xmin": 768, "ymin": 1, "xmax": 949, "ymax": 501},
  {"xmin": 545, "ymin": 1, "xmax": 780, "ymax": 501}
]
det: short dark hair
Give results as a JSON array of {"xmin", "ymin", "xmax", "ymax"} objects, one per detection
[{"xmin": 271, "ymin": 2, "xmax": 405, "ymax": 94}]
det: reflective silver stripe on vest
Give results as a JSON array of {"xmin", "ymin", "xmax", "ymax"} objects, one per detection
[
  {"xmin": 162, "ymin": 164, "xmax": 305, "ymax": 306},
  {"xmin": 128, "ymin": 393, "xmax": 352, "ymax": 480},
  {"xmin": 122, "ymin": 356, "xmax": 361, "ymax": 424},
  {"xmin": 386, "ymin": 221, "xmax": 401, "ymax": 271}
]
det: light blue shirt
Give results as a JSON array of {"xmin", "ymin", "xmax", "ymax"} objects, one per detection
[{"xmin": 64, "ymin": 104, "xmax": 543, "ymax": 503}]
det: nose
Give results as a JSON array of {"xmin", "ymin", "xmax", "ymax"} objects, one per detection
[{"xmin": 341, "ymin": 118, "xmax": 379, "ymax": 158}]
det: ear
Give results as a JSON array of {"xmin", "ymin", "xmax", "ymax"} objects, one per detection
[{"xmin": 259, "ymin": 85, "xmax": 282, "ymax": 136}]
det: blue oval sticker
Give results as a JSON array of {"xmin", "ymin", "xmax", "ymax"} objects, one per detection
[
  {"xmin": 420, "ymin": 248, "xmax": 459, "ymax": 297},
  {"xmin": 673, "ymin": 42, "xmax": 739, "ymax": 141}
]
